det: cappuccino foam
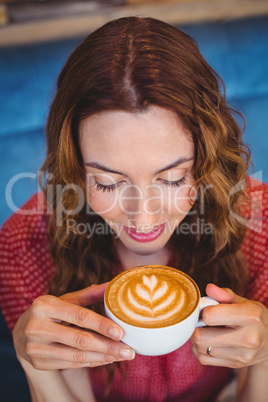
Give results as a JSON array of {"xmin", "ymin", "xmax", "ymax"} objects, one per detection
[{"xmin": 105, "ymin": 266, "xmax": 199, "ymax": 328}]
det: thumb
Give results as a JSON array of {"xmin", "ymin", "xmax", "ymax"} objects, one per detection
[
  {"xmin": 60, "ymin": 282, "xmax": 109, "ymax": 306},
  {"xmin": 205, "ymin": 283, "xmax": 243, "ymax": 304}
]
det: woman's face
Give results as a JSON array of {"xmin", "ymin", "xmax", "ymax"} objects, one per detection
[{"xmin": 79, "ymin": 105, "xmax": 195, "ymax": 256}]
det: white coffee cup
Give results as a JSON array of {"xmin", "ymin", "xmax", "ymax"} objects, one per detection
[{"xmin": 104, "ymin": 267, "xmax": 218, "ymax": 356}]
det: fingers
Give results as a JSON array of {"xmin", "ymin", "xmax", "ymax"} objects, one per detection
[
  {"xmin": 29, "ymin": 356, "xmax": 114, "ymax": 371},
  {"xmin": 14, "ymin": 288, "xmax": 138, "ymax": 373},
  {"xmin": 192, "ymin": 326, "xmax": 244, "ymax": 348},
  {"xmin": 26, "ymin": 342, "xmax": 129, "ymax": 365},
  {"xmin": 192, "ymin": 325, "xmax": 263, "ymax": 352},
  {"xmin": 191, "ymin": 342, "xmax": 264, "ymax": 369},
  {"xmin": 61, "ymin": 283, "xmax": 109, "ymax": 306},
  {"xmin": 201, "ymin": 300, "xmax": 264, "ymax": 327},
  {"xmin": 24, "ymin": 328, "xmax": 135, "ymax": 370},
  {"xmin": 205, "ymin": 284, "xmax": 241, "ymax": 304},
  {"xmin": 191, "ymin": 343, "xmax": 241, "ymax": 368},
  {"xmin": 24, "ymin": 318, "xmax": 135, "ymax": 371},
  {"xmin": 190, "ymin": 288, "xmax": 268, "ymax": 370},
  {"xmin": 191, "ymin": 322, "xmax": 266, "ymax": 369},
  {"xmin": 36, "ymin": 321, "xmax": 134, "ymax": 359},
  {"xmin": 32, "ymin": 296, "xmax": 124, "ymax": 340},
  {"xmin": 205, "ymin": 284, "xmax": 246, "ymax": 307}
]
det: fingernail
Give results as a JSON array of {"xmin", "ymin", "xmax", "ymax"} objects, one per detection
[
  {"xmin": 120, "ymin": 348, "xmax": 135, "ymax": 360},
  {"xmin": 109, "ymin": 327, "xmax": 123, "ymax": 340}
]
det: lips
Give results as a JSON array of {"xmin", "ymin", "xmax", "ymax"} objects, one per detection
[{"xmin": 123, "ymin": 223, "xmax": 166, "ymax": 243}]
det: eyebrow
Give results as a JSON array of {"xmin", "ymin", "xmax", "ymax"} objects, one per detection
[{"xmin": 85, "ymin": 156, "xmax": 194, "ymax": 176}]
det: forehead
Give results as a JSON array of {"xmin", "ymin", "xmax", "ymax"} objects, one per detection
[{"xmin": 79, "ymin": 106, "xmax": 194, "ymax": 175}]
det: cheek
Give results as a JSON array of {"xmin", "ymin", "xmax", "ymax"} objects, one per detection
[
  {"xmin": 87, "ymin": 191, "xmax": 122, "ymax": 220},
  {"xmin": 85, "ymin": 176, "xmax": 121, "ymax": 219},
  {"xmin": 165, "ymin": 185, "xmax": 196, "ymax": 216}
]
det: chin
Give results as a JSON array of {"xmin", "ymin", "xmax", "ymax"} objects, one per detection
[
  {"xmin": 123, "ymin": 238, "xmax": 168, "ymax": 256},
  {"xmin": 131, "ymin": 248, "xmax": 158, "ymax": 256}
]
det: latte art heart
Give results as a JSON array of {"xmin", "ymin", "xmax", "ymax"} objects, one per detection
[
  {"xmin": 105, "ymin": 266, "xmax": 199, "ymax": 328},
  {"xmin": 122, "ymin": 274, "xmax": 185, "ymax": 323}
]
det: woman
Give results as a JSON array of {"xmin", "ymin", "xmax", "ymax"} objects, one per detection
[{"xmin": 0, "ymin": 16, "xmax": 267, "ymax": 401}]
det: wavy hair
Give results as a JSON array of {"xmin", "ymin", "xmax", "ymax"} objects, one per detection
[{"xmin": 42, "ymin": 16, "xmax": 250, "ymax": 312}]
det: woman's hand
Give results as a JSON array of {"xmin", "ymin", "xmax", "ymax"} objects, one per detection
[
  {"xmin": 191, "ymin": 284, "xmax": 268, "ymax": 369},
  {"xmin": 13, "ymin": 283, "xmax": 135, "ymax": 371}
]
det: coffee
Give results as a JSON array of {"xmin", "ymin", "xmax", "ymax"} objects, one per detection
[{"xmin": 105, "ymin": 266, "xmax": 199, "ymax": 328}]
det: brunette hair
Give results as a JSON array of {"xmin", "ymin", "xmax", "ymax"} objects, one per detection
[{"xmin": 42, "ymin": 16, "xmax": 250, "ymax": 303}]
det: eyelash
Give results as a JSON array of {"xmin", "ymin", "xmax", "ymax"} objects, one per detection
[
  {"xmin": 94, "ymin": 177, "xmax": 187, "ymax": 193},
  {"xmin": 160, "ymin": 176, "xmax": 187, "ymax": 188},
  {"xmin": 94, "ymin": 182, "xmax": 121, "ymax": 193}
]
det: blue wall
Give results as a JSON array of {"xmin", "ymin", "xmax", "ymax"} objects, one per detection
[{"xmin": 0, "ymin": 16, "xmax": 268, "ymax": 229}]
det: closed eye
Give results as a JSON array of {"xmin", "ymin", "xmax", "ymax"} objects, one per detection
[
  {"xmin": 159, "ymin": 176, "xmax": 187, "ymax": 188},
  {"xmin": 94, "ymin": 182, "xmax": 121, "ymax": 193},
  {"xmin": 94, "ymin": 176, "xmax": 187, "ymax": 193}
]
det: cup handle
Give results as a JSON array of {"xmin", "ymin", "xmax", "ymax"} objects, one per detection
[{"xmin": 196, "ymin": 296, "xmax": 219, "ymax": 328}]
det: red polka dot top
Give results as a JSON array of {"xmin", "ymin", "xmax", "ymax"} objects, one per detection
[{"xmin": 0, "ymin": 180, "xmax": 267, "ymax": 402}]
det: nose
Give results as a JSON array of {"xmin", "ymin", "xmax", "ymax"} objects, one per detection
[{"xmin": 120, "ymin": 184, "xmax": 162, "ymax": 230}]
